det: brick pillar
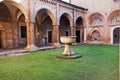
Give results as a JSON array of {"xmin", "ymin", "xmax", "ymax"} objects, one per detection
[
  {"xmin": 12, "ymin": 21, "xmax": 19, "ymax": 48},
  {"xmin": 52, "ymin": 25, "xmax": 61, "ymax": 47},
  {"xmin": 25, "ymin": 21, "xmax": 38, "ymax": 51},
  {"xmin": 104, "ymin": 19, "xmax": 110, "ymax": 44},
  {"xmin": 85, "ymin": 11, "xmax": 90, "ymax": 43},
  {"xmin": 70, "ymin": 26, "xmax": 75, "ymax": 36},
  {"xmin": 84, "ymin": 27, "xmax": 87, "ymax": 43}
]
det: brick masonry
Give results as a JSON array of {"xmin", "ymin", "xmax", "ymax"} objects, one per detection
[{"xmin": 0, "ymin": 0, "xmax": 119, "ymax": 51}]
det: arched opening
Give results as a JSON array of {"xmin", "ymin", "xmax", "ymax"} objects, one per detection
[
  {"xmin": 75, "ymin": 17, "xmax": 84, "ymax": 43},
  {"xmin": 59, "ymin": 13, "xmax": 71, "ymax": 37},
  {"xmin": 108, "ymin": 10, "xmax": 120, "ymax": 44},
  {"xmin": 17, "ymin": 14, "xmax": 27, "ymax": 48},
  {"xmin": 0, "ymin": 1, "xmax": 27, "ymax": 49},
  {"xmin": 35, "ymin": 9, "xmax": 53, "ymax": 46},
  {"xmin": 113, "ymin": 27, "xmax": 120, "ymax": 44}
]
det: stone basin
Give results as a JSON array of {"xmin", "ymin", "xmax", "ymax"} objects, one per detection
[
  {"xmin": 57, "ymin": 36, "xmax": 81, "ymax": 59},
  {"xmin": 60, "ymin": 36, "xmax": 76, "ymax": 44}
]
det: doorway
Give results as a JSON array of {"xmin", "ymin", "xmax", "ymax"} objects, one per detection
[
  {"xmin": 48, "ymin": 31, "xmax": 52, "ymax": 43},
  {"xmin": 76, "ymin": 30, "xmax": 80, "ymax": 43},
  {"xmin": 113, "ymin": 27, "xmax": 120, "ymax": 44}
]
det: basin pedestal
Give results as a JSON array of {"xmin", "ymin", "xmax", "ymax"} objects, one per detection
[{"xmin": 62, "ymin": 43, "xmax": 74, "ymax": 56}]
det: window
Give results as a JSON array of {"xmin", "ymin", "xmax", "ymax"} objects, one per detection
[{"xmin": 20, "ymin": 26, "xmax": 26, "ymax": 38}]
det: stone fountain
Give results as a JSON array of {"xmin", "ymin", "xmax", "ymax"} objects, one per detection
[{"xmin": 57, "ymin": 36, "xmax": 81, "ymax": 59}]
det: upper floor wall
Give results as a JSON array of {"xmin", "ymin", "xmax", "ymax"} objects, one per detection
[{"xmin": 71, "ymin": 0, "xmax": 120, "ymax": 15}]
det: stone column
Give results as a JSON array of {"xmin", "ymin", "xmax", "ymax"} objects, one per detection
[
  {"xmin": 25, "ymin": 21, "xmax": 38, "ymax": 51},
  {"xmin": 52, "ymin": 25, "xmax": 61, "ymax": 47}
]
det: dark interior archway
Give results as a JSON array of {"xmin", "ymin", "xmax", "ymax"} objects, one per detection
[
  {"xmin": 59, "ymin": 14, "xmax": 70, "ymax": 37},
  {"xmin": 18, "ymin": 14, "xmax": 27, "ymax": 48},
  {"xmin": 113, "ymin": 27, "xmax": 120, "ymax": 44},
  {"xmin": 35, "ymin": 9, "xmax": 53, "ymax": 46},
  {"xmin": 75, "ymin": 17, "xmax": 84, "ymax": 43}
]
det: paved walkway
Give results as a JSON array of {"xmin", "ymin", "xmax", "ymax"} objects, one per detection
[{"xmin": 0, "ymin": 46, "xmax": 55, "ymax": 58}]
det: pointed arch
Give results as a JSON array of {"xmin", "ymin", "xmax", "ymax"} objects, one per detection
[
  {"xmin": 89, "ymin": 28, "xmax": 103, "ymax": 41},
  {"xmin": 59, "ymin": 13, "xmax": 72, "ymax": 36},
  {"xmin": 59, "ymin": 13, "xmax": 72, "ymax": 27}
]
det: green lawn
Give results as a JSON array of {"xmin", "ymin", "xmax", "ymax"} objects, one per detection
[{"xmin": 0, "ymin": 44, "xmax": 119, "ymax": 80}]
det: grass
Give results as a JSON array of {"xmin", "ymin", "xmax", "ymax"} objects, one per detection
[{"xmin": 0, "ymin": 44, "xmax": 119, "ymax": 80}]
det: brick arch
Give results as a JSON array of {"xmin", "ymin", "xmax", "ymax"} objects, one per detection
[
  {"xmin": 59, "ymin": 13, "xmax": 72, "ymax": 27},
  {"xmin": 89, "ymin": 12, "xmax": 104, "ymax": 26},
  {"xmin": 1, "ymin": 0, "xmax": 28, "ymax": 22},
  {"xmin": 35, "ymin": 8, "xmax": 55, "ymax": 25},
  {"xmin": 16, "ymin": 9, "xmax": 24, "ymax": 21},
  {"xmin": 108, "ymin": 10, "xmax": 120, "ymax": 25}
]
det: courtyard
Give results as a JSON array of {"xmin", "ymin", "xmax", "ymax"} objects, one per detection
[{"xmin": 0, "ymin": 44, "xmax": 119, "ymax": 80}]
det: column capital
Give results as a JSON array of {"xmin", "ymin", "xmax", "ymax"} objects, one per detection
[
  {"xmin": 25, "ymin": 20, "xmax": 35, "ymax": 23},
  {"xmin": 52, "ymin": 24, "xmax": 60, "ymax": 28},
  {"xmin": 52, "ymin": 24, "xmax": 59, "ymax": 26}
]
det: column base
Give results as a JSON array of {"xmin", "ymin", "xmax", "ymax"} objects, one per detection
[
  {"xmin": 24, "ymin": 44, "xmax": 39, "ymax": 51},
  {"xmin": 53, "ymin": 43, "xmax": 61, "ymax": 48}
]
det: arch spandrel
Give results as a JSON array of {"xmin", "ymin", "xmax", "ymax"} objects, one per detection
[{"xmin": 74, "ymin": 10, "xmax": 86, "ymax": 26}]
